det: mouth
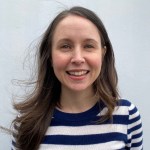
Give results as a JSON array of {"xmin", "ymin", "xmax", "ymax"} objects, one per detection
[{"xmin": 66, "ymin": 70, "xmax": 89, "ymax": 76}]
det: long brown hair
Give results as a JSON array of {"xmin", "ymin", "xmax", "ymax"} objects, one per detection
[{"xmin": 12, "ymin": 6, "xmax": 119, "ymax": 150}]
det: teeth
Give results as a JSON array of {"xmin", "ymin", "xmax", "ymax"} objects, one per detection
[{"xmin": 68, "ymin": 71, "xmax": 88, "ymax": 76}]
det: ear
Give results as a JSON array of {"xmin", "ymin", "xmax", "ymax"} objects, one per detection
[{"xmin": 102, "ymin": 46, "xmax": 107, "ymax": 58}]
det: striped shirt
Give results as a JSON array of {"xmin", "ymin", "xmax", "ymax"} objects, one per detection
[{"xmin": 12, "ymin": 99, "xmax": 143, "ymax": 150}]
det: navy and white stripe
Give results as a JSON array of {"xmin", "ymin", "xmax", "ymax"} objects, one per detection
[{"xmin": 12, "ymin": 99, "xmax": 143, "ymax": 150}]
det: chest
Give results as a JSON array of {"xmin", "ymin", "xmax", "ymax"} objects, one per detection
[{"xmin": 39, "ymin": 124, "xmax": 127, "ymax": 150}]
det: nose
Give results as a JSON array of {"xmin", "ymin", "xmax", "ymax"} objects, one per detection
[{"xmin": 71, "ymin": 47, "xmax": 85, "ymax": 65}]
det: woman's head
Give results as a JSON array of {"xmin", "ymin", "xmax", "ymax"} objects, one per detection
[{"xmin": 38, "ymin": 6, "xmax": 118, "ymax": 100}]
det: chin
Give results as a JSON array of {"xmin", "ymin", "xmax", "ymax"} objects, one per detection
[{"xmin": 68, "ymin": 85, "xmax": 92, "ymax": 92}]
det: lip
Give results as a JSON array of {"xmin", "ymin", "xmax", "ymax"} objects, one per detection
[
  {"xmin": 66, "ymin": 69, "xmax": 89, "ymax": 75},
  {"xmin": 66, "ymin": 70, "xmax": 89, "ymax": 76},
  {"xmin": 66, "ymin": 69, "xmax": 89, "ymax": 80},
  {"xmin": 66, "ymin": 69, "xmax": 89, "ymax": 72}
]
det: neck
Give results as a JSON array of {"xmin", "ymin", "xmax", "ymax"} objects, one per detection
[{"xmin": 58, "ymin": 86, "xmax": 98, "ymax": 113}]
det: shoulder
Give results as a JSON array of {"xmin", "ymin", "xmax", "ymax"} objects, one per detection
[
  {"xmin": 116, "ymin": 99, "xmax": 142, "ymax": 127},
  {"xmin": 117, "ymin": 99, "xmax": 132, "ymax": 107},
  {"xmin": 114, "ymin": 99, "xmax": 141, "ymax": 117},
  {"xmin": 117, "ymin": 99, "xmax": 139, "ymax": 112}
]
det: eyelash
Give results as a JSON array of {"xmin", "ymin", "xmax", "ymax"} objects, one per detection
[
  {"xmin": 60, "ymin": 44, "xmax": 71, "ymax": 49},
  {"xmin": 84, "ymin": 44, "xmax": 94, "ymax": 48}
]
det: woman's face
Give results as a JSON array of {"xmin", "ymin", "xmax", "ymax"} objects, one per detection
[{"xmin": 52, "ymin": 15, "xmax": 104, "ymax": 93}]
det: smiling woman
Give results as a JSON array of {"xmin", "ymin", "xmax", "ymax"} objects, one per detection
[{"xmin": 11, "ymin": 6, "xmax": 143, "ymax": 150}]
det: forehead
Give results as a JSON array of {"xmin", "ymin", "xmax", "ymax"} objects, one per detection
[
  {"xmin": 58, "ymin": 14, "xmax": 97, "ymax": 28},
  {"xmin": 53, "ymin": 15, "xmax": 101, "ymax": 42}
]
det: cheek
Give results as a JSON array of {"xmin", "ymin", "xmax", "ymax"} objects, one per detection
[
  {"xmin": 89, "ymin": 55, "xmax": 103, "ymax": 70},
  {"xmin": 52, "ymin": 52, "xmax": 68, "ymax": 72}
]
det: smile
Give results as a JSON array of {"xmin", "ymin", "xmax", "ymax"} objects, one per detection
[{"xmin": 66, "ymin": 70, "xmax": 89, "ymax": 76}]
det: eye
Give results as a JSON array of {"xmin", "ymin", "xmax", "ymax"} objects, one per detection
[
  {"xmin": 60, "ymin": 44, "xmax": 71, "ymax": 49},
  {"xmin": 84, "ymin": 44, "xmax": 94, "ymax": 48}
]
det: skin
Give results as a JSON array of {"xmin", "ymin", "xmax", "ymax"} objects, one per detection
[{"xmin": 52, "ymin": 15, "xmax": 105, "ymax": 113}]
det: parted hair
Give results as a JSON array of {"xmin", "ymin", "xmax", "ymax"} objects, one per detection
[{"xmin": 12, "ymin": 6, "xmax": 119, "ymax": 150}]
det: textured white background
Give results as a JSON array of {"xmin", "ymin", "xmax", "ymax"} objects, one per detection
[{"xmin": 0, "ymin": 0, "xmax": 149, "ymax": 149}]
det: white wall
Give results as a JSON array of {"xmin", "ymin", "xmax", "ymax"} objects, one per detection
[{"xmin": 0, "ymin": 0, "xmax": 149, "ymax": 149}]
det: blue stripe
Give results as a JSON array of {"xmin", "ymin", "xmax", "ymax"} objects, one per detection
[
  {"xmin": 128, "ymin": 131, "xmax": 143, "ymax": 143},
  {"xmin": 113, "ymin": 115, "xmax": 128, "ymax": 124},
  {"xmin": 118, "ymin": 99, "xmax": 131, "ymax": 106},
  {"xmin": 129, "ymin": 115, "xmax": 141, "ymax": 124},
  {"xmin": 131, "ymin": 140, "xmax": 143, "ymax": 147},
  {"xmin": 12, "ymin": 140, "xmax": 16, "ymax": 147},
  {"xmin": 128, "ymin": 123, "xmax": 142, "ymax": 134},
  {"xmin": 51, "ymin": 115, "xmax": 129, "ymax": 126},
  {"xmin": 130, "ymin": 106, "xmax": 138, "ymax": 115},
  {"xmin": 42, "ymin": 132, "xmax": 127, "ymax": 145},
  {"xmin": 132, "ymin": 131, "xmax": 143, "ymax": 139},
  {"xmin": 128, "ymin": 135, "xmax": 143, "ymax": 147},
  {"xmin": 53, "ymin": 101, "xmax": 101, "ymax": 121}
]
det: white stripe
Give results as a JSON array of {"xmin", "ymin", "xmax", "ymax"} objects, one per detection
[
  {"xmin": 128, "ymin": 119, "xmax": 142, "ymax": 129},
  {"xmin": 97, "ymin": 106, "xmax": 129, "ymax": 116},
  {"xmin": 45, "ymin": 124, "xmax": 127, "ymax": 135},
  {"xmin": 131, "ymin": 136, "xmax": 143, "ymax": 143},
  {"xmin": 129, "ymin": 103, "xmax": 135, "ymax": 111},
  {"xmin": 129, "ymin": 110, "xmax": 140, "ymax": 119},
  {"xmin": 11, "ymin": 145, "xmax": 15, "ymax": 150},
  {"xmin": 39, "ymin": 141, "xmax": 125, "ymax": 150},
  {"xmin": 128, "ymin": 127, "xmax": 142, "ymax": 137},
  {"xmin": 113, "ymin": 106, "xmax": 129, "ymax": 115},
  {"xmin": 126, "ymin": 144, "xmax": 143, "ymax": 150},
  {"xmin": 127, "ymin": 127, "xmax": 143, "ymax": 144}
]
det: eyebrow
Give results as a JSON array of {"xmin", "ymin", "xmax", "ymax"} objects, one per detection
[
  {"xmin": 83, "ymin": 39, "xmax": 99, "ymax": 44},
  {"xmin": 57, "ymin": 38, "xmax": 99, "ymax": 44},
  {"xmin": 57, "ymin": 39, "xmax": 72, "ymax": 43}
]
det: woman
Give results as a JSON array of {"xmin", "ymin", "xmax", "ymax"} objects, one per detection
[{"xmin": 12, "ymin": 6, "xmax": 143, "ymax": 150}]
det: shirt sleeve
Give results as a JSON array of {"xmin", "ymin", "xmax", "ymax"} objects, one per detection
[{"xmin": 127, "ymin": 102, "xmax": 143, "ymax": 150}]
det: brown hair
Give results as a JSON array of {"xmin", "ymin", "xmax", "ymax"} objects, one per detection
[{"xmin": 12, "ymin": 6, "xmax": 119, "ymax": 150}]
